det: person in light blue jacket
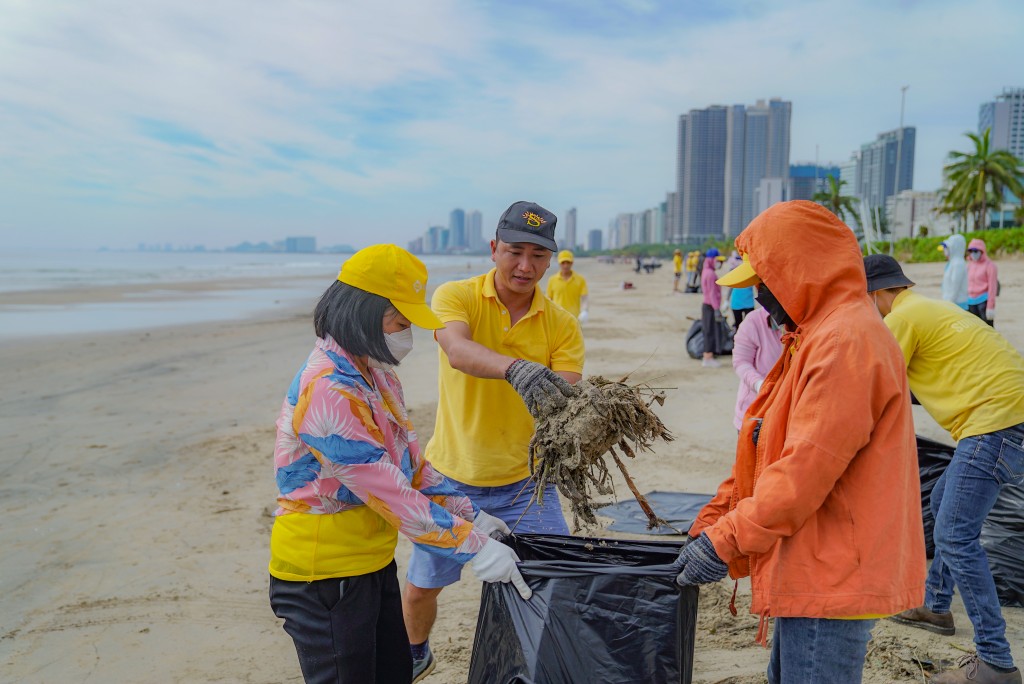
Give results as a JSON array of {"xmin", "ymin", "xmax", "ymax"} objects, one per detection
[{"xmin": 940, "ymin": 234, "xmax": 969, "ymax": 309}]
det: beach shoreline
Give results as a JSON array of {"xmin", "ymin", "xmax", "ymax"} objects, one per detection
[{"xmin": 1, "ymin": 257, "xmax": 1022, "ymax": 682}]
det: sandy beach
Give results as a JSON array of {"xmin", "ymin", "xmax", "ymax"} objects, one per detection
[{"xmin": 2, "ymin": 255, "xmax": 1022, "ymax": 683}]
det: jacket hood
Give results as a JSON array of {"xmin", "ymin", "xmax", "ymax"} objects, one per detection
[
  {"xmin": 735, "ymin": 200, "xmax": 866, "ymax": 327},
  {"xmin": 944, "ymin": 234, "xmax": 967, "ymax": 262},
  {"xmin": 968, "ymin": 238, "xmax": 989, "ymax": 260},
  {"xmin": 703, "ymin": 255, "xmax": 718, "ymax": 271}
]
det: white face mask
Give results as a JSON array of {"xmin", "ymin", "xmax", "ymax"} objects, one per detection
[{"xmin": 368, "ymin": 328, "xmax": 414, "ymax": 370}]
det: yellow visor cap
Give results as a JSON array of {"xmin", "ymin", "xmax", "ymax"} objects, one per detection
[
  {"xmin": 338, "ymin": 244, "xmax": 444, "ymax": 330},
  {"xmin": 716, "ymin": 253, "xmax": 761, "ymax": 288},
  {"xmin": 937, "ymin": 244, "xmax": 947, "ymax": 252},
  {"xmin": 557, "ymin": 250, "xmax": 574, "ymax": 263}
]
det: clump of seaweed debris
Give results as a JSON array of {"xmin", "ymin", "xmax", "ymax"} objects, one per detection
[{"xmin": 528, "ymin": 374, "xmax": 674, "ymax": 531}]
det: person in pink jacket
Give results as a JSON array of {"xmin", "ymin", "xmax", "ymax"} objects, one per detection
[
  {"xmin": 731, "ymin": 307, "xmax": 784, "ymax": 431},
  {"xmin": 967, "ymin": 238, "xmax": 999, "ymax": 326},
  {"xmin": 700, "ymin": 248, "xmax": 724, "ymax": 367}
]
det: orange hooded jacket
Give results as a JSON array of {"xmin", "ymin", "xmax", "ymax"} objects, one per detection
[{"xmin": 690, "ymin": 201, "xmax": 925, "ymax": 629}]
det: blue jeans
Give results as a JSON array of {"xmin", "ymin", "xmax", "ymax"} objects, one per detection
[
  {"xmin": 925, "ymin": 422, "xmax": 1024, "ymax": 670},
  {"xmin": 407, "ymin": 476, "xmax": 569, "ymax": 589},
  {"xmin": 767, "ymin": 618, "xmax": 875, "ymax": 684}
]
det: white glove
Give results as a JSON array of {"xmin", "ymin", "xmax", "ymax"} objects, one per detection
[
  {"xmin": 471, "ymin": 538, "xmax": 532, "ymax": 600},
  {"xmin": 577, "ymin": 310, "xmax": 589, "ymax": 324},
  {"xmin": 987, "ymin": 309, "xmax": 996, "ymax": 320},
  {"xmin": 753, "ymin": 379, "xmax": 763, "ymax": 392},
  {"xmin": 473, "ymin": 510, "xmax": 511, "ymax": 539}
]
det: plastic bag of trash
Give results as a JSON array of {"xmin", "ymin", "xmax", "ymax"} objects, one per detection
[
  {"xmin": 916, "ymin": 435, "xmax": 1024, "ymax": 607},
  {"xmin": 467, "ymin": 533, "xmax": 698, "ymax": 684}
]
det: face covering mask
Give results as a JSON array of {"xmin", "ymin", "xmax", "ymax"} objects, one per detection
[
  {"xmin": 755, "ymin": 282, "xmax": 794, "ymax": 329},
  {"xmin": 368, "ymin": 328, "xmax": 414, "ymax": 370},
  {"xmin": 969, "ymin": 251, "xmax": 981, "ymax": 261}
]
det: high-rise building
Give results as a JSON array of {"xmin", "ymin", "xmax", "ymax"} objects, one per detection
[
  {"xmin": 856, "ymin": 127, "xmax": 915, "ymax": 211},
  {"xmin": 676, "ymin": 98, "xmax": 791, "ymax": 241},
  {"xmin": 587, "ymin": 229, "xmax": 602, "ymax": 252},
  {"xmin": 616, "ymin": 213, "xmax": 632, "ymax": 248},
  {"xmin": 448, "ymin": 208, "xmax": 466, "ymax": 250},
  {"xmin": 979, "ymin": 87, "xmax": 1024, "ymax": 160},
  {"xmin": 563, "ymin": 207, "xmax": 577, "ymax": 252},
  {"xmin": 754, "ymin": 177, "xmax": 793, "ymax": 216},
  {"xmin": 424, "ymin": 225, "xmax": 443, "ymax": 254},
  {"xmin": 676, "ymin": 105, "xmax": 728, "ymax": 242},
  {"xmin": 789, "ymin": 163, "xmax": 841, "ymax": 201},
  {"xmin": 839, "ymin": 153, "xmax": 858, "ymax": 195},
  {"xmin": 466, "ymin": 210, "xmax": 483, "ymax": 251},
  {"xmin": 407, "ymin": 237, "xmax": 424, "ymax": 255}
]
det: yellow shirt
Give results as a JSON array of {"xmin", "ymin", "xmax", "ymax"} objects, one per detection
[
  {"xmin": 426, "ymin": 269, "xmax": 585, "ymax": 486},
  {"xmin": 545, "ymin": 272, "xmax": 589, "ymax": 317},
  {"xmin": 270, "ymin": 507, "xmax": 397, "ymax": 581},
  {"xmin": 673, "ymin": 254, "xmax": 683, "ymax": 273},
  {"xmin": 886, "ymin": 289, "xmax": 1024, "ymax": 441}
]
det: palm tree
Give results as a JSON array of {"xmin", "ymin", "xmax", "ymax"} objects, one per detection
[
  {"xmin": 813, "ymin": 174, "xmax": 859, "ymax": 225},
  {"xmin": 941, "ymin": 128, "xmax": 1024, "ymax": 230}
]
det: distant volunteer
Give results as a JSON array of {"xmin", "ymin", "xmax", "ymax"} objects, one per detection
[
  {"xmin": 940, "ymin": 234, "xmax": 969, "ymax": 309},
  {"xmin": 967, "ymin": 238, "xmax": 999, "ymax": 326},
  {"xmin": 545, "ymin": 249, "xmax": 589, "ymax": 322},
  {"xmin": 268, "ymin": 245, "xmax": 528, "ymax": 684}
]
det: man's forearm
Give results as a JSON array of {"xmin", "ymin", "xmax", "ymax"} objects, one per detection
[{"xmin": 443, "ymin": 336, "xmax": 516, "ymax": 379}]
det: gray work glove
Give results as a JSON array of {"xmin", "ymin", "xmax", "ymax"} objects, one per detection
[
  {"xmin": 504, "ymin": 359, "xmax": 577, "ymax": 416},
  {"xmin": 671, "ymin": 532, "xmax": 728, "ymax": 586}
]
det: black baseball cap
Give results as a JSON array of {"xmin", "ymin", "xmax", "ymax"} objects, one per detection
[
  {"xmin": 496, "ymin": 201, "xmax": 558, "ymax": 252},
  {"xmin": 864, "ymin": 254, "xmax": 915, "ymax": 293}
]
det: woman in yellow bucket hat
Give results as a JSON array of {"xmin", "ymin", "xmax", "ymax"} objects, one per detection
[{"xmin": 268, "ymin": 244, "xmax": 528, "ymax": 683}]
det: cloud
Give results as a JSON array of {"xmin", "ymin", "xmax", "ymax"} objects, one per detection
[{"xmin": 0, "ymin": 0, "xmax": 1021, "ymax": 248}]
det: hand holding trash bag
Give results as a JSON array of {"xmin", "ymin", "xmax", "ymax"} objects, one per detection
[
  {"xmin": 505, "ymin": 359, "xmax": 577, "ymax": 416},
  {"xmin": 472, "ymin": 538, "xmax": 533, "ymax": 600},
  {"xmin": 473, "ymin": 510, "xmax": 511, "ymax": 539},
  {"xmin": 672, "ymin": 533, "xmax": 728, "ymax": 586}
]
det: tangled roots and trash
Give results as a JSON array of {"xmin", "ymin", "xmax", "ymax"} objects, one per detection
[{"xmin": 528, "ymin": 375, "xmax": 674, "ymax": 531}]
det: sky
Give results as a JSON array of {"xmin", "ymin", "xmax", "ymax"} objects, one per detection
[{"xmin": 1, "ymin": 0, "xmax": 1021, "ymax": 250}]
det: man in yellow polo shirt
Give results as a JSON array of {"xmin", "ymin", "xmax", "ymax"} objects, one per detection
[
  {"xmin": 865, "ymin": 254, "xmax": 1024, "ymax": 684},
  {"xmin": 545, "ymin": 249, "xmax": 589, "ymax": 321},
  {"xmin": 402, "ymin": 200, "xmax": 585, "ymax": 681}
]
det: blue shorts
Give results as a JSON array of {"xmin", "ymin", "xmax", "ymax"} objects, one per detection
[{"xmin": 406, "ymin": 476, "xmax": 569, "ymax": 589}]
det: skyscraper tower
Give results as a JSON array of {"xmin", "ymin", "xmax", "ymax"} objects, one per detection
[
  {"xmin": 563, "ymin": 207, "xmax": 577, "ymax": 252},
  {"xmin": 856, "ymin": 128, "xmax": 916, "ymax": 210},
  {"xmin": 449, "ymin": 208, "xmax": 466, "ymax": 250},
  {"xmin": 466, "ymin": 210, "xmax": 483, "ymax": 251},
  {"xmin": 979, "ymin": 87, "xmax": 1024, "ymax": 160},
  {"xmin": 676, "ymin": 98, "xmax": 791, "ymax": 241}
]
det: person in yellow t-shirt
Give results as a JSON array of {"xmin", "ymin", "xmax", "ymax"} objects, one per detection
[
  {"xmin": 402, "ymin": 201, "xmax": 585, "ymax": 679},
  {"xmin": 865, "ymin": 254, "xmax": 1024, "ymax": 683},
  {"xmin": 545, "ymin": 249, "xmax": 589, "ymax": 321},
  {"xmin": 672, "ymin": 248, "xmax": 684, "ymax": 292}
]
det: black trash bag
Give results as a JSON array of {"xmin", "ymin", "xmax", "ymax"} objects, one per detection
[
  {"xmin": 916, "ymin": 435, "xmax": 954, "ymax": 559},
  {"xmin": 685, "ymin": 319, "xmax": 734, "ymax": 359},
  {"xmin": 467, "ymin": 533, "xmax": 699, "ymax": 684},
  {"xmin": 916, "ymin": 434, "xmax": 1024, "ymax": 607},
  {"xmin": 980, "ymin": 480, "xmax": 1024, "ymax": 607}
]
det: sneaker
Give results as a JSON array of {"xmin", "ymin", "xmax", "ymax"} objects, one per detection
[
  {"xmin": 931, "ymin": 654, "xmax": 1022, "ymax": 683},
  {"xmin": 412, "ymin": 644, "xmax": 436, "ymax": 683},
  {"xmin": 888, "ymin": 605, "xmax": 955, "ymax": 636},
  {"xmin": 701, "ymin": 358, "xmax": 721, "ymax": 368}
]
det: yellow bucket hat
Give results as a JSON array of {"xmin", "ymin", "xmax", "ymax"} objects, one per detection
[
  {"xmin": 716, "ymin": 253, "xmax": 761, "ymax": 288},
  {"xmin": 338, "ymin": 244, "xmax": 443, "ymax": 330}
]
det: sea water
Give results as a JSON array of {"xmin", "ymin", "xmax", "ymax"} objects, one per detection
[{"xmin": 0, "ymin": 250, "xmax": 490, "ymax": 341}]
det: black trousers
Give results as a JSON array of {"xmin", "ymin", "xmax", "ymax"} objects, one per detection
[
  {"xmin": 269, "ymin": 561, "xmax": 412, "ymax": 684},
  {"xmin": 732, "ymin": 307, "xmax": 753, "ymax": 331},
  {"xmin": 701, "ymin": 303, "xmax": 719, "ymax": 355},
  {"xmin": 967, "ymin": 303, "xmax": 995, "ymax": 327}
]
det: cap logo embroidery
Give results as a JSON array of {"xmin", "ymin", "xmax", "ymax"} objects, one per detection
[
  {"xmin": 413, "ymin": 280, "xmax": 422, "ymax": 292},
  {"xmin": 522, "ymin": 211, "xmax": 546, "ymax": 227}
]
